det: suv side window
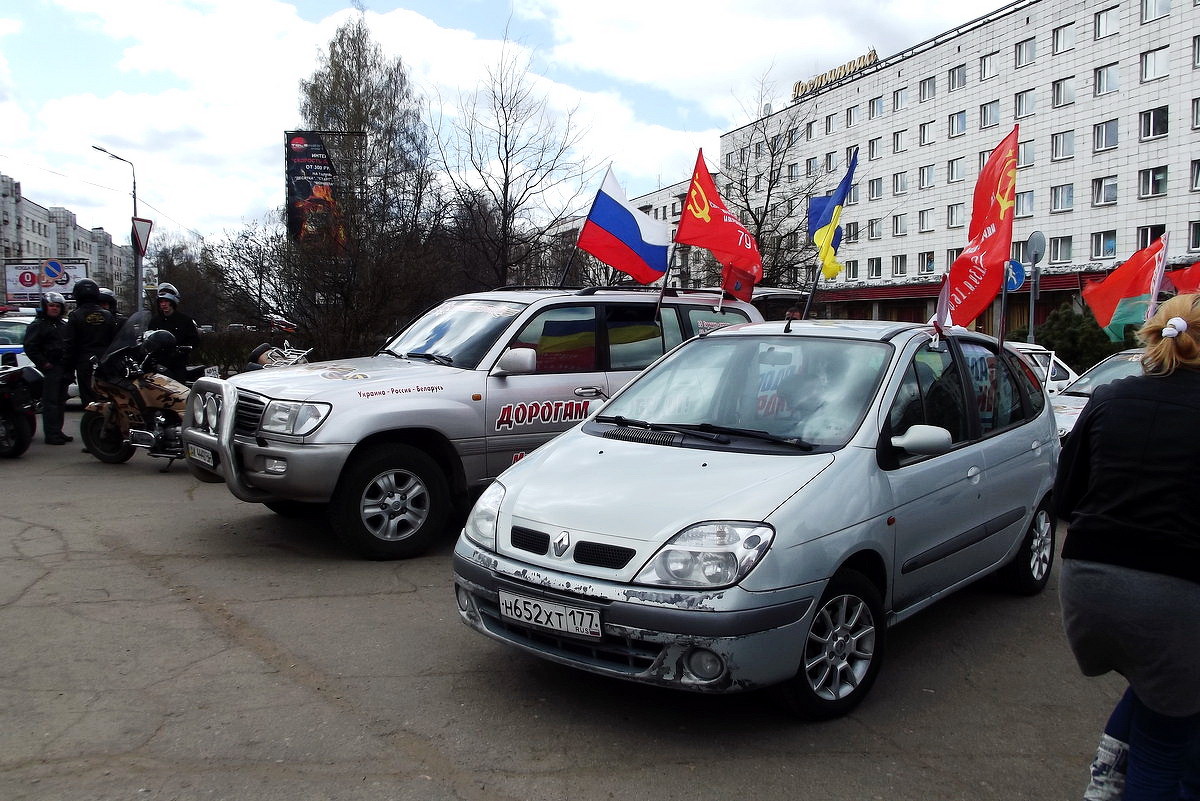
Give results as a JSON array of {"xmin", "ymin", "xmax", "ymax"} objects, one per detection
[
  {"xmin": 606, "ymin": 304, "xmax": 665, "ymax": 371},
  {"xmin": 510, "ymin": 305, "xmax": 597, "ymax": 374},
  {"xmin": 1009, "ymin": 350, "xmax": 1047, "ymax": 415},
  {"xmin": 889, "ymin": 343, "xmax": 971, "ymax": 446},
  {"xmin": 685, "ymin": 308, "xmax": 751, "ymax": 337},
  {"xmin": 960, "ymin": 341, "xmax": 1029, "ymax": 433}
]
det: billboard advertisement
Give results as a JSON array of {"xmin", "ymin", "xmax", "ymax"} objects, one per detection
[
  {"xmin": 284, "ymin": 131, "xmax": 346, "ymax": 251},
  {"xmin": 5, "ymin": 260, "xmax": 90, "ymax": 304}
]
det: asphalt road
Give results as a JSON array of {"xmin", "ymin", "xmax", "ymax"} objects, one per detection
[{"xmin": 1, "ymin": 410, "xmax": 1122, "ymax": 801}]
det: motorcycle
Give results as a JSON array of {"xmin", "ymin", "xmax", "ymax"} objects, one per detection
[
  {"xmin": 80, "ymin": 311, "xmax": 192, "ymax": 471},
  {"xmin": 0, "ymin": 364, "xmax": 43, "ymax": 458}
]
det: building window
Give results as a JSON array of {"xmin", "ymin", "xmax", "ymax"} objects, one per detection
[
  {"xmin": 806, "ymin": 156, "xmax": 818, "ymax": 176},
  {"xmin": 1014, "ymin": 89, "xmax": 1036, "ymax": 118},
  {"xmin": 1052, "ymin": 77, "xmax": 1075, "ymax": 107},
  {"xmin": 845, "ymin": 221, "xmax": 860, "ymax": 242},
  {"xmin": 1093, "ymin": 175, "xmax": 1118, "ymax": 205},
  {"xmin": 806, "ymin": 120, "xmax": 817, "ymax": 140},
  {"xmin": 893, "ymin": 87, "xmax": 908, "ymax": 110},
  {"xmin": 825, "ymin": 113, "xmax": 836, "ymax": 134},
  {"xmin": 893, "ymin": 214, "xmax": 908, "ymax": 236},
  {"xmin": 1139, "ymin": 106, "xmax": 1169, "ymax": 139},
  {"xmin": 1142, "ymin": 0, "xmax": 1170, "ymax": 22},
  {"xmin": 725, "ymin": 153, "xmax": 733, "ymax": 169},
  {"xmin": 1190, "ymin": 222, "xmax": 1200, "ymax": 251},
  {"xmin": 1053, "ymin": 23, "xmax": 1076, "ymax": 53},
  {"xmin": 980, "ymin": 100, "xmax": 1000, "ymax": 128},
  {"xmin": 948, "ymin": 64, "xmax": 967, "ymax": 91},
  {"xmin": 1012, "ymin": 241, "xmax": 1029, "ymax": 264},
  {"xmin": 1192, "ymin": 159, "xmax": 1200, "ymax": 191},
  {"xmin": 846, "ymin": 105, "xmax": 860, "ymax": 129},
  {"xmin": 867, "ymin": 258, "xmax": 882, "ymax": 279},
  {"xmin": 919, "ymin": 164, "xmax": 935, "ymax": 189},
  {"xmin": 1138, "ymin": 224, "xmax": 1167, "ymax": 249},
  {"xmin": 868, "ymin": 178, "xmax": 883, "ymax": 200},
  {"xmin": 918, "ymin": 251, "xmax": 936, "ymax": 274},
  {"xmin": 1095, "ymin": 63, "xmax": 1120, "ymax": 95},
  {"xmin": 1015, "ymin": 191, "xmax": 1034, "ymax": 217},
  {"xmin": 892, "ymin": 254, "xmax": 908, "ymax": 275},
  {"xmin": 980, "ymin": 52, "xmax": 998, "ymax": 80},
  {"xmin": 979, "ymin": 149, "xmax": 993, "ymax": 171},
  {"xmin": 893, "ymin": 130, "xmax": 907, "ymax": 152},
  {"xmin": 868, "ymin": 218, "xmax": 882, "ymax": 239},
  {"xmin": 919, "ymin": 76, "xmax": 936, "ymax": 102},
  {"xmin": 847, "ymin": 183, "xmax": 860, "ymax": 205},
  {"xmin": 1051, "ymin": 184, "xmax": 1080, "ymax": 212},
  {"xmin": 1095, "ymin": 6, "xmax": 1120, "ymax": 38},
  {"xmin": 947, "ymin": 248, "xmax": 964, "ymax": 268},
  {"xmin": 787, "ymin": 127, "xmax": 798, "ymax": 146},
  {"xmin": 869, "ymin": 96, "xmax": 884, "ymax": 119},
  {"xmin": 919, "ymin": 208, "xmax": 934, "ymax": 231},
  {"xmin": 947, "ymin": 157, "xmax": 964, "ymax": 183},
  {"xmin": 825, "ymin": 152, "xmax": 838, "ymax": 172},
  {"xmin": 1092, "ymin": 230, "xmax": 1118, "ymax": 259},
  {"xmin": 788, "ymin": 163, "xmax": 799, "ymax": 181},
  {"xmin": 1195, "ymin": 34, "xmax": 1200, "ymax": 68},
  {"xmin": 1015, "ymin": 38, "xmax": 1036, "ymax": 67},
  {"xmin": 893, "ymin": 171, "xmax": 909, "ymax": 195},
  {"xmin": 946, "ymin": 111, "xmax": 965, "ymax": 137},
  {"xmin": 868, "ymin": 137, "xmax": 881, "ymax": 160},
  {"xmin": 1194, "ymin": 98, "xmax": 1199, "ymax": 128},
  {"xmin": 1050, "ymin": 236, "xmax": 1073, "ymax": 263},
  {"xmin": 920, "ymin": 120, "xmax": 936, "ymax": 145},
  {"xmin": 1141, "ymin": 47, "xmax": 1169, "ymax": 81},
  {"xmin": 755, "ymin": 142, "xmax": 765, "ymax": 158},
  {"xmin": 1138, "ymin": 165, "xmax": 1168, "ymax": 197},
  {"xmin": 1017, "ymin": 140, "xmax": 1035, "ymax": 168},
  {"xmin": 1094, "ymin": 119, "xmax": 1119, "ymax": 151},
  {"xmin": 1051, "ymin": 130, "xmax": 1075, "ymax": 160},
  {"xmin": 845, "ymin": 259, "xmax": 859, "ymax": 280},
  {"xmin": 947, "ymin": 203, "xmax": 964, "ymax": 228}
]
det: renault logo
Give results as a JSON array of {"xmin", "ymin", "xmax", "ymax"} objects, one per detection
[{"xmin": 553, "ymin": 531, "xmax": 570, "ymax": 557}]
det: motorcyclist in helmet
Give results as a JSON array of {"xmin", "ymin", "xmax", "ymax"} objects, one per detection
[
  {"xmin": 147, "ymin": 286, "xmax": 199, "ymax": 382},
  {"xmin": 62, "ymin": 277, "xmax": 116, "ymax": 407},
  {"xmin": 22, "ymin": 292, "xmax": 73, "ymax": 444},
  {"xmin": 97, "ymin": 287, "xmax": 127, "ymax": 332}
]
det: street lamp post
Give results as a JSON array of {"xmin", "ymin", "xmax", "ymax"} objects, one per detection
[{"xmin": 91, "ymin": 145, "xmax": 143, "ymax": 311}]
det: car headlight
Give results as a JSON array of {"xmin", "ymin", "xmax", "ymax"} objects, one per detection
[
  {"xmin": 191, "ymin": 393, "xmax": 207, "ymax": 427},
  {"xmin": 259, "ymin": 400, "xmax": 330, "ymax": 436},
  {"xmin": 634, "ymin": 521, "xmax": 775, "ymax": 588},
  {"xmin": 463, "ymin": 481, "xmax": 505, "ymax": 551}
]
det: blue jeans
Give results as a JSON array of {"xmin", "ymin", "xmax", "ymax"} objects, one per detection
[{"xmin": 1106, "ymin": 688, "xmax": 1200, "ymax": 801}]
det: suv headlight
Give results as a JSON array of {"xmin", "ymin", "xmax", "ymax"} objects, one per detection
[
  {"xmin": 260, "ymin": 400, "xmax": 331, "ymax": 436},
  {"xmin": 634, "ymin": 522, "xmax": 775, "ymax": 588},
  {"xmin": 463, "ymin": 482, "xmax": 505, "ymax": 551}
]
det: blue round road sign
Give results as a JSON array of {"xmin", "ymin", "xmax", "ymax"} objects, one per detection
[
  {"xmin": 1005, "ymin": 259, "xmax": 1026, "ymax": 291},
  {"xmin": 43, "ymin": 259, "xmax": 64, "ymax": 279}
]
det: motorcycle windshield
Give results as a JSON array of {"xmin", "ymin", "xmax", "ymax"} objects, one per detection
[{"xmin": 102, "ymin": 310, "xmax": 152, "ymax": 361}]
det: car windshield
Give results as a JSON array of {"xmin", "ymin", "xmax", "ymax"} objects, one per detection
[
  {"xmin": 599, "ymin": 334, "xmax": 892, "ymax": 452},
  {"xmin": 381, "ymin": 299, "xmax": 526, "ymax": 370},
  {"xmin": 1060, "ymin": 351, "xmax": 1143, "ymax": 397}
]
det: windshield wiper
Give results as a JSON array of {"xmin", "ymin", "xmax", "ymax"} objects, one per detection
[
  {"xmin": 402, "ymin": 351, "xmax": 453, "ymax": 366},
  {"xmin": 686, "ymin": 422, "xmax": 816, "ymax": 451},
  {"xmin": 594, "ymin": 415, "xmax": 728, "ymax": 443},
  {"xmin": 378, "ymin": 347, "xmax": 404, "ymax": 358}
]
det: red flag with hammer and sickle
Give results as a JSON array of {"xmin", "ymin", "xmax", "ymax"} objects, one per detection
[
  {"xmin": 674, "ymin": 149, "xmax": 762, "ymax": 301},
  {"xmin": 938, "ymin": 125, "xmax": 1020, "ymax": 328}
]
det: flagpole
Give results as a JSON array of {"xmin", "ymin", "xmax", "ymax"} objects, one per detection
[
  {"xmin": 557, "ymin": 246, "xmax": 579, "ymax": 287},
  {"xmin": 801, "ymin": 261, "xmax": 819, "ymax": 320},
  {"xmin": 1146, "ymin": 232, "xmax": 1169, "ymax": 318}
]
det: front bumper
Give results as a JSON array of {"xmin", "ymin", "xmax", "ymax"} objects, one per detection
[{"xmin": 453, "ymin": 537, "xmax": 820, "ymax": 693}]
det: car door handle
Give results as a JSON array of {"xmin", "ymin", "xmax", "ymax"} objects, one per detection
[{"xmin": 966, "ymin": 466, "xmax": 982, "ymax": 482}]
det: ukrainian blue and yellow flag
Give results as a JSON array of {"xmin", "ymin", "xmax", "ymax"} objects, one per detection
[{"xmin": 808, "ymin": 148, "xmax": 859, "ymax": 280}]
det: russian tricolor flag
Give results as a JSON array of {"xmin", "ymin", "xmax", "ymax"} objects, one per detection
[{"xmin": 577, "ymin": 167, "xmax": 671, "ymax": 284}]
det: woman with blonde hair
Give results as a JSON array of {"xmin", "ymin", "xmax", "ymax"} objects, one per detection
[{"xmin": 1055, "ymin": 293, "xmax": 1200, "ymax": 800}]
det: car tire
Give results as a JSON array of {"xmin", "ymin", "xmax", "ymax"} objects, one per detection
[
  {"xmin": 0, "ymin": 412, "xmax": 33, "ymax": 458},
  {"xmin": 780, "ymin": 569, "xmax": 886, "ymax": 720},
  {"xmin": 263, "ymin": 500, "xmax": 328, "ymax": 518},
  {"xmin": 1000, "ymin": 500, "xmax": 1056, "ymax": 596},
  {"xmin": 80, "ymin": 410, "xmax": 136, "ymax": 463},
  {"xmin": 330, "ymin": 443, "xmax": 449, "ymax": 560}
]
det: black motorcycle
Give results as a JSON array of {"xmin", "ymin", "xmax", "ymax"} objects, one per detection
[{"xmin": 0, "ymin": 364, "xmax": 44, "ymax": 458}]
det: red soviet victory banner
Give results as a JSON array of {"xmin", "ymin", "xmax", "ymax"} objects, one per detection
[
  {"xmin": 674, "ymin": 149, "xmax": 762, "ymax": 301},
  {"xmin": 939, "ymin": 126, "xmax": 1020, "ymax": 328}
]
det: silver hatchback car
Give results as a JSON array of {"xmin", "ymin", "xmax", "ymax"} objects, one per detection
[{"xmin": 453, "ymin": 320, "xmax": 1058, "ymax": 718}]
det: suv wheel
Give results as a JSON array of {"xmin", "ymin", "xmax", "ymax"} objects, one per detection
[
  {"xmin": 1000, "ymin": 500, "xmax": 1055, "ymax": 596},
  {"xmin": 331, "ymin": 444, "xmax": 449, "ymax": 560},
  {"xmin": 781, "ymin": 569, "xmax": 885, "ymax": 720}
]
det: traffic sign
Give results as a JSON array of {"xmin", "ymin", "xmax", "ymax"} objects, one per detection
[
  {"xmin": 132, "ymin": 218, "xmax": 153, "ymax": 257},
  {"xmin": 1005, "ymin": 259, "xmax": 1026, "ymax": 292},
  {"xmin": 42, "ymin": 259, "xmax": 65, "ymax": 279}
]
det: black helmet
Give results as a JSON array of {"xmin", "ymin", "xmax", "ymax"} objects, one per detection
[
  {"xmin": 41, "ymin": 292, "xmax": 67, "ymax": 314},
  {"xmin": 73, "ymin": 278, "xmax": 100, "ymax": 303},
  {"xmin": 98, "ymin": 287, "xmax": 117, "ymax": 312},
  {"xmin": 157, "ymin": 283, "xmax": 180, "ymax": 301},
  {"xmin": 142, "ymin": 329, "xmax": 176, "ymax": 355}
]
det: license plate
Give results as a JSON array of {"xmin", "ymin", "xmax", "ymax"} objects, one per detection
[
  {"xmin": 186, "ymin": 442, "xmax": 215, "ymax": 468},
  {"xmin": 498, "ymin": 590, "xmax": 601, "ymax": 639},
  {"xmin": 204, "ymin": 366, "xmax": 220, "ymax": 378}
]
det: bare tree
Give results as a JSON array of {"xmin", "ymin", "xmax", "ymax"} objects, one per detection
[{"xmin": 433, "ymin": 41, "xmax": 593, "ymax": 288}]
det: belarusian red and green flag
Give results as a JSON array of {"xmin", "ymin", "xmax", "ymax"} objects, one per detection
[{"xmin": 1082, "ymin": 235, "xmax": 1168, "ymax": 341}]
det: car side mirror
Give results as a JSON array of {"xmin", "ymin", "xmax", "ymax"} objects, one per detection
[
  {"xmin": 890, "ymin": 424, "xmax": 953, "ymax": 455},
  {"xmin": 493, "ymin": 348, "xmax": 537, "ymax": 377}
]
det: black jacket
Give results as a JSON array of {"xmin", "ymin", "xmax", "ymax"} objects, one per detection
[
  {"xmin": 1054, "ymin": 369, "xmax": 1200, "ymax": 584},
  {"xmin": 147, "ymin": 310, "xmax": 199, "ymax": 349},
  {"xmin": 22, "ymin": 311, "xmax": 68, "ymax": 369},
  {"xmin": 63, "ymin": 304, "xmax": 117, "ymax": 368}
]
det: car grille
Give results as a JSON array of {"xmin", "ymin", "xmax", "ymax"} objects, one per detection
[
  {"xmin": 509, "ymin": 527, "xmax": 636, "ymax": 569},
  {"xmin": 234, "ymin": 393, "xmax": 267, "ymax": 435}
]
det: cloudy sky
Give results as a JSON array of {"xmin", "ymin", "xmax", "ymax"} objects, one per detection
[{"xmin": 0, "ymin": 0, "xmax": 1007, "ymax": 246}]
